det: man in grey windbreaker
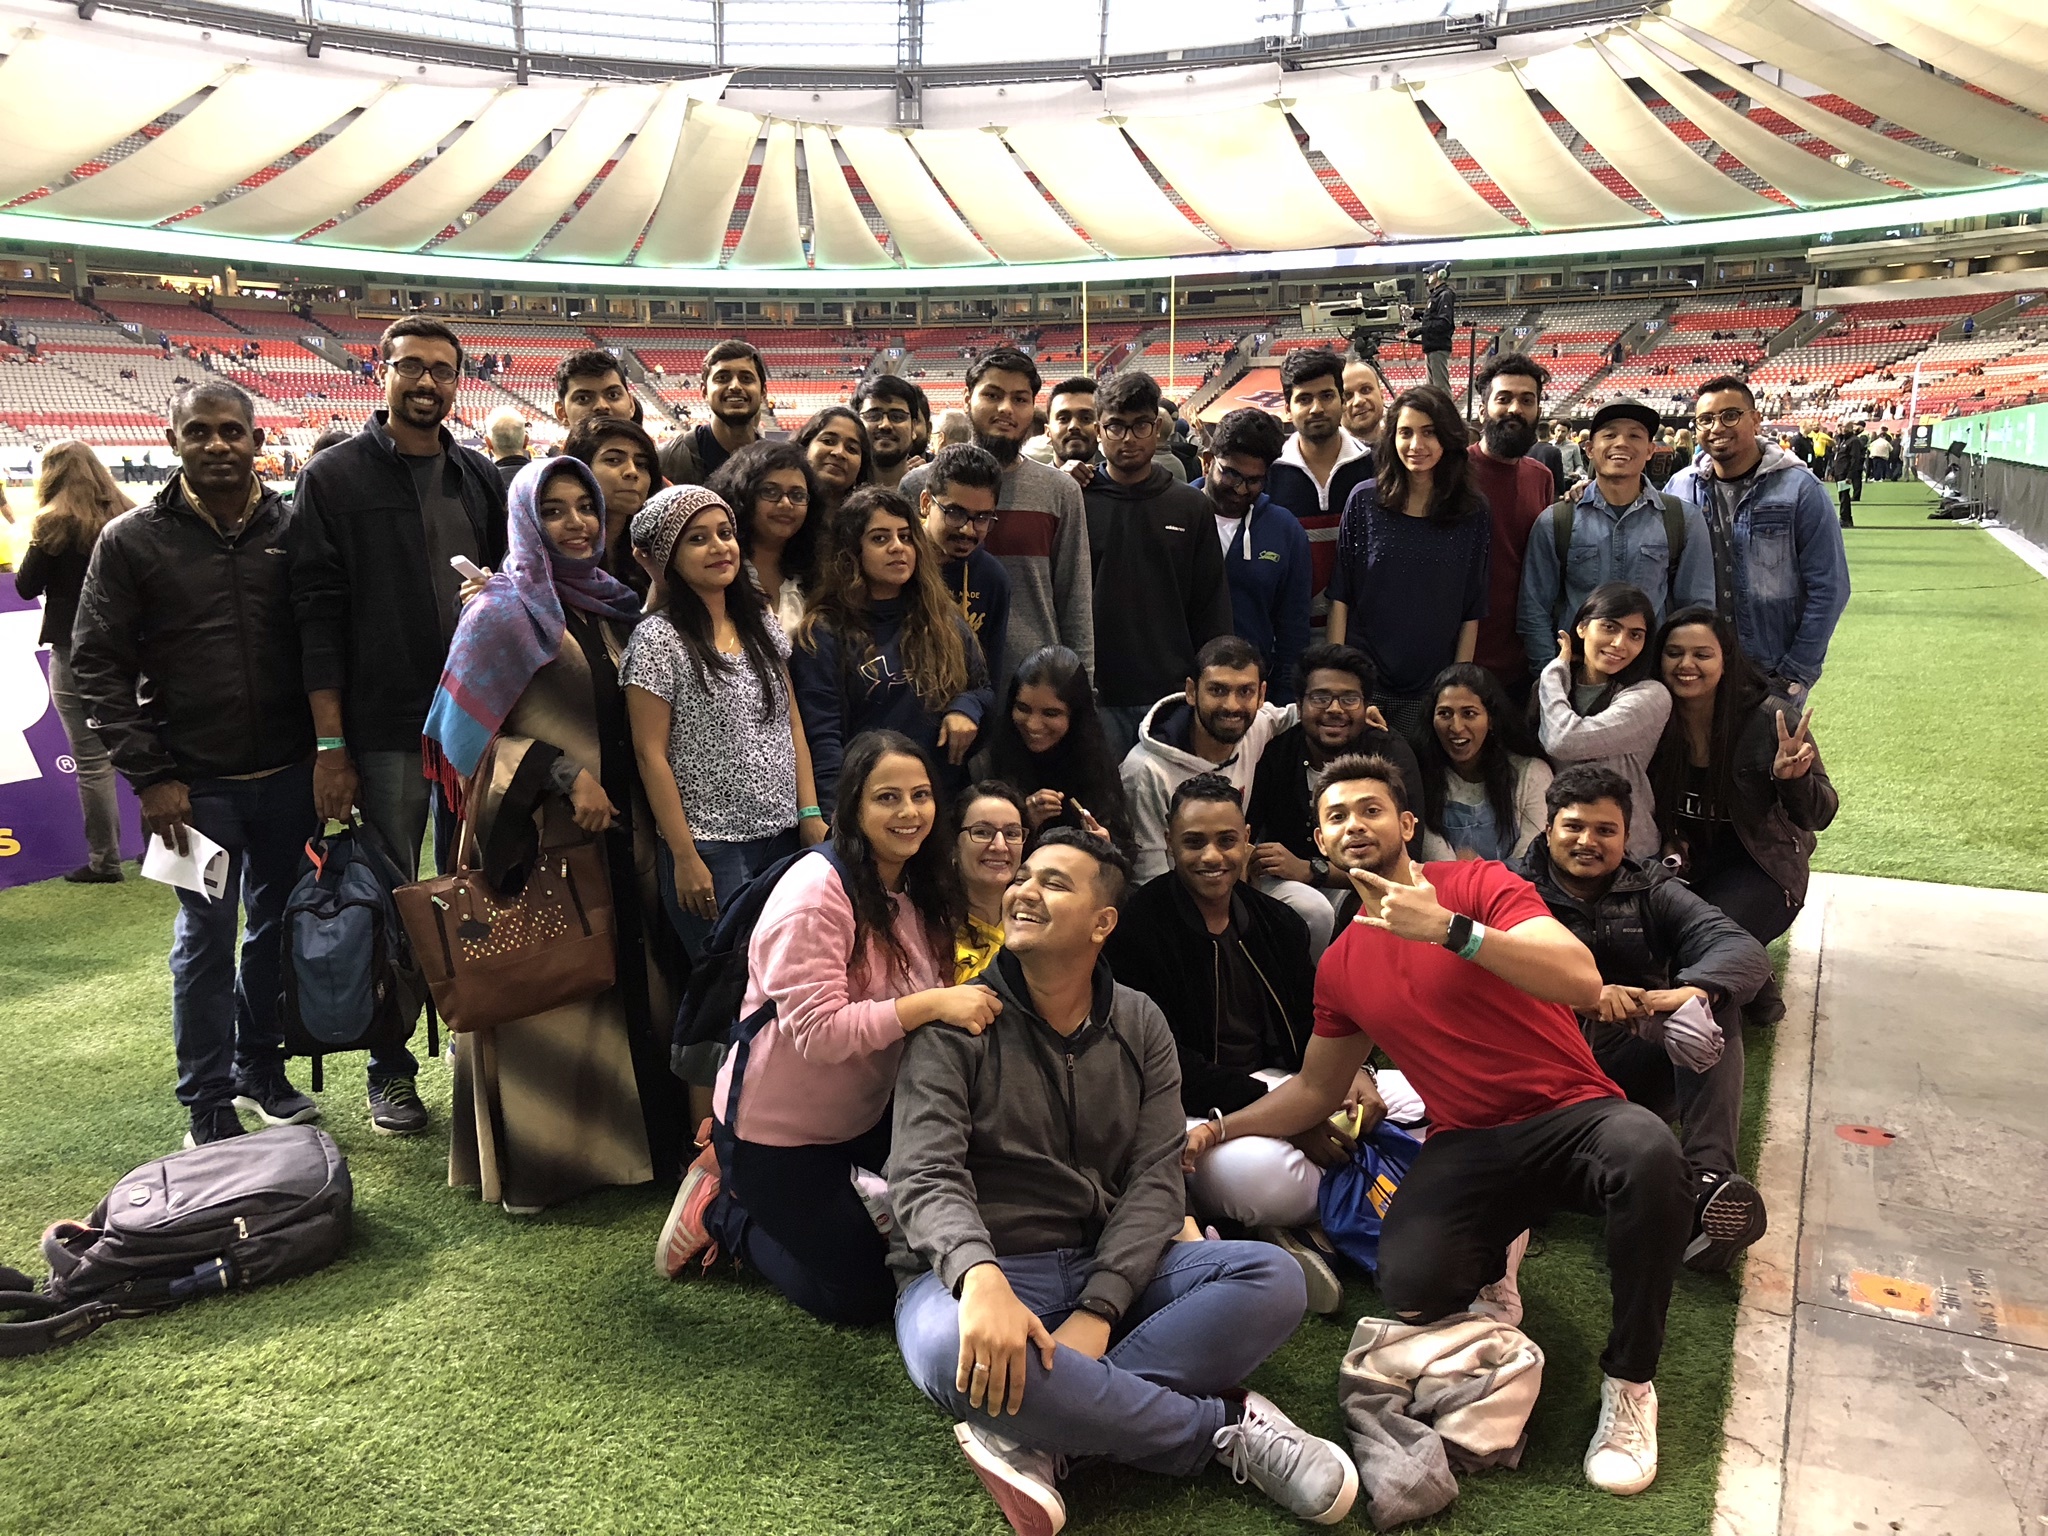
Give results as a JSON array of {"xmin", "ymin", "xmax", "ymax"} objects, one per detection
[{"xmin": 888, "ymin": 828, "xmax": 1358, "ymax": 1535}]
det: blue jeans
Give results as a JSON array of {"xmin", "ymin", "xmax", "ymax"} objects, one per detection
[
  {"xmin": 170, "ymin": 759, "xmax": 316, "ymax": 1111},
  {"xmin": 895, "ymin": 1239, "xmax": 1306, "ymax": 1476},
  {"xmin": 353, "ymin": 749, "xmax": 434, "ymax": 1080},
  {"xmin": 658, "ymin": 828, "xmax": 799, "ymax": 962}
]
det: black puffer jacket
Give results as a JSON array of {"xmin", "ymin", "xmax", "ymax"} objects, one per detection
[
  {"xmin": 1105, "ymin": 872, "xmax": 1314, "ymax": 1116},
  {"xmin": 69, "ymin": 481, "xmax": 312, "ymax": 789},
  {"xmin": 1516, "ymin": 842, "xmax": 1769, "ymax": 1007},
  {"xmin": 287, "ymin": 412, "xmax": 506, "ymax": 750},
  {"xmin": 1418, "ymin": 282, "xmax": 1456, "ymax": 352}
]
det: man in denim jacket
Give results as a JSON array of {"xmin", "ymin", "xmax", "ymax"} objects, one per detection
[{"xmin": 1663, "ymin": 376, "xmax": 1850, "ymax": 707}]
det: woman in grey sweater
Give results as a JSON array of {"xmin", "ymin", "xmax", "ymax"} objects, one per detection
[{"xmin": 1537, "ymin": 582, "xmax": 1671, "ymax": 862}]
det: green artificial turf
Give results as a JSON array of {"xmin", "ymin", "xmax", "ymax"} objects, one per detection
[
  {"xmin": 1810, "ymin": 481, "xmax": 2048, "ymax": 892},
  {"xmin": 0, "ymin": 475, "xmax": 2032, "ymax": 1535}
]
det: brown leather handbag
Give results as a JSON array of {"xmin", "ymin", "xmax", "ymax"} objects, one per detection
[{"xmin": 393, "ymin": 835, "xmax": 616, "ymax": 1034}]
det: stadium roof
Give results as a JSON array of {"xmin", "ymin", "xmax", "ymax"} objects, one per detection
[{"xmin": 1, "ymin": 0, "xmax": 2045, "ymax": 284}]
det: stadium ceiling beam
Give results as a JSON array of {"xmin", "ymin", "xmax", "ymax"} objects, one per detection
[
  {"xmin": 67, "ymin": 0, "xmax": 1647, "ymax": 87},
  {"xmin": 5, "ymin": 182, "xmax": 2046, "ymax": 293}
]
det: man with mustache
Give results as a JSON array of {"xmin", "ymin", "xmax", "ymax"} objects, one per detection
[
  {"xmin": 657, "ymin": 339, "xmax": 767, "ymax": 486},
  {"xmin": 1182, "ymin": 754, "xmax": 1693, "ymax": 1498},
  {"xmin": 855, "ymin": 374, "xmax": 931, "ymax": 491},
  {"xmin": 903, "ymin": 347, "xmax": 1095, "ymax": 681},
  {"xmin": 1469, "ymin": 354, "xmax": 1568, "ymax": 703}
]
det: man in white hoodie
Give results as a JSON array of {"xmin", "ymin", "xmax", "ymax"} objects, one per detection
[{"xmin": 1120, "ymin": 635, "xmax": 1345, "ymax": 955}]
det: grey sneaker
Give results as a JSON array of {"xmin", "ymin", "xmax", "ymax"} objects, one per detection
[
  {"xmin": 953, "ymin": 1421, "xmax": 1066, "ymax": 1536},
  {"xmin": 367, "ymin": 1075, "xmax": 429, "ymax": 1136},
  {"xmin": 1257, "ymin": 1226, "xmax": 1344, "ymax": 1316},
  {"xmin": 1211, "ymin": 1390, "xmax": 1358, "ymax": 1525},
  {"xmin": 183, "ymin": 1103, "xmax": 247, "ymax": 1148},
  {"xmin": 233, "ymin": 1068, "xmax": 320, "ymax": 1127}
]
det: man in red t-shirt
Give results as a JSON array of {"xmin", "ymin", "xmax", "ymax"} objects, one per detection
[
  {"xmin": 1468, "ymin": 354, "xmax": 1566, "ymax": 707},
  {"xmin": 1181, "ymin": 753, "xmax": 1691, "ymax": 1499}
]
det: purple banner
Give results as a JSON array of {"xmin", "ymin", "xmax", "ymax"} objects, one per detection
[{"xmin": 1, "ymin": 583, "xmax": 146, "ymax": 890}]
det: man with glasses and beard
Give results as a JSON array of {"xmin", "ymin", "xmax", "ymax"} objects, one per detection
[
  {"xmin": 288, "ymin": 317, "xmax": 507, "ymax": 1137},
  {"xmin": 1662, "ymin": 376, "xmax": 1849, "ymax": 710},
  {"xmin": 1470, "ymin": 354, "xmax": 1569, "ymax": 703},
  {"xmin": 657, "ymin": 339, "xmax": 767, "ymax": 486},
  {"xmin": 904, "ymin": 347, "xmax": 1095, "ymax": 680},
  {"xmin": 1195, "ymin": 407, "xmax": 1310, "ymax": 706},
  {"xmin": 918, "ymin": 443, "xmax": 1011, "ymax": 680},
  {"xmin": 855, "ymin": 374, "xmax": 931, "ymax": 491}
]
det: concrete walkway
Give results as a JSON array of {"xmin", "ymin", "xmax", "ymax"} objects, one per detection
[{"xmin": 1718, "ymin": 872, "xmax": 2048, "ymax": 1536}]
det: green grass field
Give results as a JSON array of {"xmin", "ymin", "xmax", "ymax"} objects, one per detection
[{"xmin": 0, "ymin": 479, "xmax": 2035, "ymax": 1536}]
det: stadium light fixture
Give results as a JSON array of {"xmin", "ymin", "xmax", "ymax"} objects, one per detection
[{"xmin": 0, "ymin": 182, "xmax": 2044, "ymax": 293}]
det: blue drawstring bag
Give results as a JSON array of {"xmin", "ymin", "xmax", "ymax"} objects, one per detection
[{"xmin": 1316, "ymin": 1123, "xmax": 1425, "ymax": 1277}]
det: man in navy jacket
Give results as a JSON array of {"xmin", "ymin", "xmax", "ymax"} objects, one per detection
[{"xmin": 1196, "ymin": 408, "xmax": 1311, "ymax": 705}]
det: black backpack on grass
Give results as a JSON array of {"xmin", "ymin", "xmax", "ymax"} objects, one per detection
[{"xmin": 0, "ymin": 1126, "xmax": 353, "ymax": 1356}]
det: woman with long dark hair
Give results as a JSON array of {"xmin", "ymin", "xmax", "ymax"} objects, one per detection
[
  {"xmin": 562, "ymin": 415, "xmax": 664, "ymax": 598},
  {"xmin": 797, "ymin": 405, "xmax": 875, "ymax": 517},
  {"xmin": 974, "ymin": 644, "xmax": 1131, "ymax": 845},
  {"xmin": 790, "ymin": 486, "xmax": 990, "ymax": 816},
  {"xmin": 1536, "ymin": 581, "xmax": 1670, "ymax": 861},
  {"xmin": 1651, "ymin": 605, "xmax": 1836, "ymax": 956},
  {"xmin": 621, "ymin": 485, "xmax": 825, "ymax": 966},
  {"xmin": 656, "ymin": 731, "xmax": 1000, "ymax": 1324},
  {"xmin": 1415, "ymin": 662, "xmax": 1553, "ymax": 862},
  {"xmin": 14, "ymin": 440, "xmax": 132, "ymax": 882},
  {"xmin": 1326, "ymin": 385, "xmax": 1492, "ymax": 742},
  {"xmin": 424, "ymin": 457, "xmax": 686, "ymax": 1212},
  {"xmin": 709, "ymin": 438, "xmax": 822, "ymax": 634}
]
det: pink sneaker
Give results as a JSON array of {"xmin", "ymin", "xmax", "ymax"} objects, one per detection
[{"xmin": 656, "ymin": 1120, "xmax": 722, "ymax": 1279}]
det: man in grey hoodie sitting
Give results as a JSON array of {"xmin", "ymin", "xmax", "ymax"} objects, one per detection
[{"xmin": 889, "ymin": 828, "xmax": 1359, "ymax": 1536}]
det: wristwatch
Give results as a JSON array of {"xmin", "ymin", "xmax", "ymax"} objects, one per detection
[
  {"xmin": 1308, "ymin": 854, "xmax": 1331, "ymax": 884},
  {"xmin": 1076, "ymin": 1295, "xmax": 1120, "ymax": 1324},
  {"xmin": 1443, "ymin": 913, "xmax": 1475, "ymax": 953}
]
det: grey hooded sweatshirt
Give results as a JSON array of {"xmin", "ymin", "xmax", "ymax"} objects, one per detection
[{"xmin": 886, "ymin": 949, "xmax": 1188, "ymax": 1321}]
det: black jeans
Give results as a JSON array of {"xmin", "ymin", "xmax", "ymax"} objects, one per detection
[
  {"xmin": 707, "ymin": 1117, "xmax": 896, "ymax": 1327},
  {"xmin": 1376, "ymin": 1096, "xmax": 1691, "ymax": 1383},
  {"xmin": 1590, "ymin": 998, "xmax": 1745, "ymax": 1180},
  {"xmin": 1689, "ymin": 837, "xmax": 1798, "ymax": 947}
]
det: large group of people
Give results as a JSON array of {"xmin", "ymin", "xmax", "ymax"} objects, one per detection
[{"xmin": 16, "ymin": 315, "xmax": 1853, "ymax": 1533}]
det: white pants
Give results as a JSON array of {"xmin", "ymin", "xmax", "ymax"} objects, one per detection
[
  {"xmin": 1186, "ymin": 1128, "xmax": 1323, "ymax": 1228},
  {"xmin": 1256, "ymin": 876, "xmax": 1339, "ymax": 959}
]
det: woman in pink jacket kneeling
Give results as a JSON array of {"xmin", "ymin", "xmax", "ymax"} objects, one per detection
[{"xmin": 656, "ymin": 729, "xmax": 1002, "ymax": 1323}]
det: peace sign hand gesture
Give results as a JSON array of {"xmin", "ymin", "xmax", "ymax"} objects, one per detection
[
  {"xmin": 1348, "ymin": 862, "xmax": 1453, "ymax": 946},
  {"xmin": 1772, "ymin": 707, "xmax": 1818, "ymax": 780}
]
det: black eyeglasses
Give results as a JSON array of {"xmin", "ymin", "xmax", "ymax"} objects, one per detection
[
  {"xmin": 935, "ymin": 500, "xmax": 998, "ymax": 531},
  {"xmin": 860, "ymin": 408, "xmax": 914, "ymax": 427},
  {"xmin": 1693, "ymin": 407, "xmax": 1751, "ymax": 430},
  {"xmin": 1302, "ymin": 688, "xmax": 1365, "ymax": 710},
  {"xmin": 1212, "ymin": 463, "xmax": 1266, "ymax": 492},
  {"xmin": 386, "ymin": 357, "xmax": 459, "ymax": 385},
  {"xmin": 1101, "ymin": 419, "xmax": 1158, "ymax": 440},
  {"xmin": 757, "ymin": 485, "xmax": 810, "ymax": 508},
  {"xmin": 962, "ymin": 822, "xmax": 1025, "ymax": 847}
]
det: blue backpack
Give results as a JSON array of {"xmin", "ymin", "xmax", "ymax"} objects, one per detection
[
  {"xmin": 1316, "ymin": 1122, "xmax": 1425, "ymax": 1277},
  {"xmin": 279, "ymin": 821, "xmax": 435, "ymax": 1090}
]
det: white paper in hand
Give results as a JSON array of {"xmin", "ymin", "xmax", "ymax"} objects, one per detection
[{"xmin": 142, "ymin": 827, "xmax": 231, "ymax": 900}]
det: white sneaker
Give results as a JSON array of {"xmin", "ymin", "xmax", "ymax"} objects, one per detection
[
  {"xmin": 1583, "ymin": 1376, "xmax": 1659, "ymax": 1495},
  {"xmin": 954, "ymin": 1421, "xmax": 1066, "ymax": 1536},
  {"xmin": 1212, "ymin": 1390, "xmax": 1359, "ymax": 1525},
  {"xmin": 1256, "ymin": 1226, "xmax": 1344, "ymax": 1316},
  {"xmin": 1471, "ymin": 1229, "xmax": 1530, "ymax": 1327}
]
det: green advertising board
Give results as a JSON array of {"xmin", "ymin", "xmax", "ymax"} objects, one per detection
[{"xmin": 1942, "ymin": 401, "xmax": 2048, "ymax": 469}]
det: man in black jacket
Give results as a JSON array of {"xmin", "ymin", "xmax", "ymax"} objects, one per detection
[
  {"xmin": 71, "ymin": 381, "xmax": 320, "ymax": 1149},
  {"xmin": 1247, "ymin": 644, "xmax": 1421, "ymax": 906},
  {"xmin": 1107, "ymin": 776, "xmax": 1356, "ymax": 1315},
  {"xmin": 288, "ymin": 316, "xmax": 507, "ymax": 1135},
  {"xmin": 1084, "ymin": 370, "xmax": 1234, "ymax": 762},
  {"xmin": 1416, "ymin": 267, "xmax": 1457, "ymax": 395},
  {"xmin": 1518, "ymin": 765, "xmax": 1772, "ymax": 1272}
]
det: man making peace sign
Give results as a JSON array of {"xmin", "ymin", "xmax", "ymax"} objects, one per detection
[{"xmin": 1180, "ymin": 753, "xmax": 1694, "ymax": 1499}]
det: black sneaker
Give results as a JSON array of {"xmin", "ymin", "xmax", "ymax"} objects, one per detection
[
  {"xmin": 368, "ymin": 1075, "xmax": 429, "ymax": 1136},
  {"xmin": 63, "ymin": 865, "xmax": 123, "ymax": 884},
  {"xmin": 183, "ymin": 1104, "xmax": 247, "ymax": 1148},
  {"xmin": 233, "ymin": 1068, "xmax": 320, "ymax": 1127},
  {"xmin": 1744, "ymin": 975, "xmax": 1787, "ymax": 1027},
  {"xmin": 1684, "ymin": 1173, "xmax": 1768, "ymax": 1272}
]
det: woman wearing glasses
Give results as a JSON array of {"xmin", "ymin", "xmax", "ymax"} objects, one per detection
[
  {"xmin": 790, "ymin": 487, "xmax": 992, "ymax": 818},
  {"xmin": 951, "ymin": 780, "xmax": 1029, "ymax": 982},
  {"xmin": 708, "ymin": 439, "xmax": 823, "ymax": 634}
]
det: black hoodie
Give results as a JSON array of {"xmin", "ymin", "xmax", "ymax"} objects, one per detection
[
  {"xmin": 886, "ymin": 950, "xmax": 1188, "ymax": 1320},
  {"xmin": 1083, "ymin": 464, "xmax": 1234, "ymax": 708}
]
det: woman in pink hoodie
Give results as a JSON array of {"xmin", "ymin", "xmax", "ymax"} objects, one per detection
[{"xmin": 657, "ymin": 730, "xmax": 1003, "ymax": 1323}]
